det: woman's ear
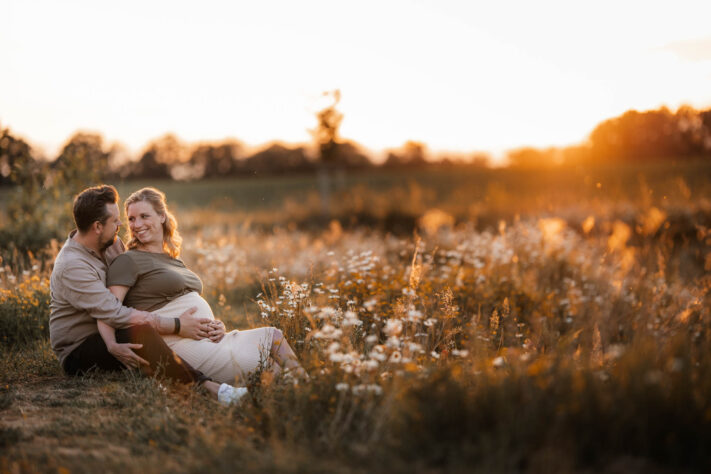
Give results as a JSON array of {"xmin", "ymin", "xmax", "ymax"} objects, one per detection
[{"xmin": 161, "ymin": 214, "xmax": 166, "ymax": 224}]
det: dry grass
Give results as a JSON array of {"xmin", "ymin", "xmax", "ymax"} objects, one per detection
[{"xmin": 2, "ymin": 163, "xmax": 711, "ymax": 473}]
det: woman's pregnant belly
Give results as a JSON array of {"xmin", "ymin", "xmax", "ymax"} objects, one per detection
[{"xmin": 152, "ymin": 291, "xmax": 215, "ymax": 322}]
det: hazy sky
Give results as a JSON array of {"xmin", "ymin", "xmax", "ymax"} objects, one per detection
[{"xmin": 3, "ymin": 0, "xmax": 711, "ymax": 159}]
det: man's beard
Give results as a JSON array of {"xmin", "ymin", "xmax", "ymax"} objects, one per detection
[{"xmin": 100, "ymin": 234, "xmax": 117, "ymax": 251}]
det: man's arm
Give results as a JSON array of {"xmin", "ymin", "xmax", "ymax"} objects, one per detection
[
  {"xmin": 60, "ymin": 263, "xmax": 136, "ymax": 327},
  {"xmin": 107, "ymin": 285, "xmax": 213, "ymax": 340}
]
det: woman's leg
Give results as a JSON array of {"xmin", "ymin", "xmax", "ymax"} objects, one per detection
[{"xmin": 269, "ymin": 328, "xmax": 306, "ymax": 377}]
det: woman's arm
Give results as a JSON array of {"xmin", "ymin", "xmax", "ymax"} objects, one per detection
[
  {"xmin": 108, "ymin": 284, "xmax": 130, "ymax": 303},
  {"xmin": 97, "ymin": 319, "xmax": 118, "ymax": 346},
  {"xmin": 97, "ymin": 285, "xmax": 148, "ymax": 368},
  {"xmin": 98, "ymin": 286, "xmax": 129, "ymax": 347}
]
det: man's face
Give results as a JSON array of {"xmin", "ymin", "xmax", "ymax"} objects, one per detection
[{"xmin": 98, "ymin": 203, "xmax": 121, "ymax": 251}]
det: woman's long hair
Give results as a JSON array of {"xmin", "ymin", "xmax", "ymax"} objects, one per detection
[{"xmin": 125, "ymin": 187, "xmax": 182, "ymax": 258}]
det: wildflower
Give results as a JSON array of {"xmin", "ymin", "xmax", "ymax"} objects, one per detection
[
  {"xmin": 318, "ymin": 307, "xmax": 337, "ymax": 319},
  {"xmin": 492, "ymin": 356, "xmax": 505, "ymax": 368},
  {"xmin": 363, "ymin": 359, "xmax": 379, "ymax": 370},
  {"xmin": 342, "ymin": 311, "xmax": 362, "ymax": 327},
  {"xmin": 386, "ymin": 336, "xmax": 400, "ymax": 348},
  {"xmin": 335, "ymin": 383, "xmax": 349, "ymax": 392},
  {"xmin": 389, "ymin": 351, "xmax": 402, "ymax": 363},
  {"xmin": 407, "ymin": 342, "xmax": 423, "ymax": 353},
  {"xmin": 369, "ymin": 345, "xmax": 387, "ymax": 362},
  {"xmin": 605, "ymin": 344, "xmax": 625, "ymax": 361},
  {"xmin": 313, "ymin": 324, "xmax": 342, "ymax": 339},
  {"xmin": 407, "ymin": 308, "xmax": 423, "ymax": 321},
  {"xmin": 383, "ymin": 319, "xmax": 403, "ymax": 336},
  {"xmin": 431, "ymin": 351, "xmax": 440, "ymax": 359}
]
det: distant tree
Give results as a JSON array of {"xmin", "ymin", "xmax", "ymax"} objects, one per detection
[
  {"xmin": 330, "ymin": 141, "xmax": 372, "ymax": 169},
  {"xmin": 242, "ymin": 144, "xmax": 313, "ymax": 175},
  {"xmin": 187, "ymin": 140, "xmax": 243, "ymax": 179},
  {"xmin": 560, "ymin": 145, "xmax": 591, "ymax": 166},
  {"xmin": 0, "ymin": 128, "xmax": 73, "ymax": 256},
  {"xmin": 311, "ymin": 90, "xmax": 343, "ymax": 166},
  {"xmin": 506, "ymin": 147, "xmax": 559, "ymax": 169},
  {"xmin": 384, "ymin": 141, "xmax": 429, "ymax": 168},
  {"xmin": 129, "ymin": 149, "xmax": 171, "ymax": 180},
  {"xmin": 126, "ymin": 134, "xmax": 186, "ymax": 179},
  {"xmin": 51, "ymin": 132, "xmax": 111, "ymax": 187},
  {"xmin": 469, "ymin": 153, "xmax": 491, "ymax": 168},
  {"xmin": 588, "ymin": 106, "xmax": 711, "ymax": 162},
  {"xmin": 701, "ymin": 108, "xmax": 711, "ymax": 152},
  {"xmin": 675, "ymin": 105, "xmax": 708, "ymax": 155},
  {"xmin": 0, "ymin": 128, "xmax": 36, "ymax": 187}
]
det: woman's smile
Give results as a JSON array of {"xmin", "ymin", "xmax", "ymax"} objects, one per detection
[{"xmin": 127, "ymin": 201, "xmax": 164, "ymax": 251}]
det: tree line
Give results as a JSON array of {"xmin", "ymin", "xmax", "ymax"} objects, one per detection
[
  {"xmin": 2, "ymin": 104, "xmax": 711, "ymax": 186},
  {"xmin": 506, "ymin": 105, "xmax": 711, "ymax": 168}
]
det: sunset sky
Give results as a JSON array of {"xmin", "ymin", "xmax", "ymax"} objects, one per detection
[{"xmin": 2, "ymin": 0, "xmax": 711, "ymax": 160}]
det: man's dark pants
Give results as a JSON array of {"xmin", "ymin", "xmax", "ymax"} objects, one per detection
[{"xmin": 63, "ymin": 324, "xmax": 209, "ymax": 384}]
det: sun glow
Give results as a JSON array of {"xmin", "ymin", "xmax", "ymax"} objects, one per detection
[{"xmin": 2, "ymin": 0, "xmax": 711, "ymax": 159}]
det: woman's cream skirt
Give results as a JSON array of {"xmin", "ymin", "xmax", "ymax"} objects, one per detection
[{"xmin": 154, "ymin": 292, "xmax": 275, "ymax": 385}]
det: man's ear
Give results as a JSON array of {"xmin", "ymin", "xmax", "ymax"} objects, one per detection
[{"xmin": 92, "ymin": 221, "xmax": 103, "ymax": 234}]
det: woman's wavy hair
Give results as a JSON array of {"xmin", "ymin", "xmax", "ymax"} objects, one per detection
[{"xmin": 124, "ymin": 187, "xmax": 182, "ymax": 258}]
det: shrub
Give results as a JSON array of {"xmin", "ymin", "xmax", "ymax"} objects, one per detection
[{"xmin": 0, "ymin": 275, "xmax": 50, "ymax": 348}]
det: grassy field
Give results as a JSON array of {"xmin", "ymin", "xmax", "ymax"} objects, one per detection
[{"xmin": 2, "ymin": 162, "xmax": 711, "ymax": 472}]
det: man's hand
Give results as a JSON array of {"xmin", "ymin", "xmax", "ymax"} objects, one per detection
[
  {"xmin": 207, "ymin": 320, "xmax": 226, "ymax": 343},
  {"xmin": 178, "ymin": 307, "xmax": 213, "ymax": 340},
  {"xmin": 107, "ymin": 342, "xmax": 149, "ymax": 369}
]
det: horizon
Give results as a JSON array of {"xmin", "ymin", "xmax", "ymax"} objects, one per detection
[
  {"xmin": 3, "ymin": 0, "xmax": 711, "ymax": 162},
  {"xmin": 4, "ymin": 104, "xmax": 711, "ymax": 168}
]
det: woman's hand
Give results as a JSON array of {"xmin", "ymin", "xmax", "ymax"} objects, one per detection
[
  {"xmin": 207, "ymin": 320, "xmax": 226, "ymax": 343},
  {"xmin": 107, "ymin": 342, "xmax": 149, "ymax": 369}
]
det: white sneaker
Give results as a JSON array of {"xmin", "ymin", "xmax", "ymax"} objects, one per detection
[{"xmin": 217, "ymin": 383, "xmax": 248, "ymax": 406}]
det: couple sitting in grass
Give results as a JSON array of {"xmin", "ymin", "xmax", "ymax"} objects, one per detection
[{"xmin": 49, "ymin": 185, "xmax": 305, "ymax": 405}]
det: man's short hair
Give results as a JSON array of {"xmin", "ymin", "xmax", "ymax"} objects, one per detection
[{"xmin": 73, "ymin": 185, "xmax": 119, "ymax": 233}]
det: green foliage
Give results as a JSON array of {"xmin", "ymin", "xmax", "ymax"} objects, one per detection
[
  {"xmin": 0, "ymin": 128, "xmax": 59, "ymax": 256},
  {"xmin": 0, "ymin": 275, "xmax": 50, "ymax": 348},
  {"xmin": 0, "ymin": 130, "xmax": 114, "ymax": 260},
  {"xmin": 590, "ymin": 105, "xmax": 711, "ymax": 162}
]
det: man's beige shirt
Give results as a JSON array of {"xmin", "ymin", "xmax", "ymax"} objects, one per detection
[{"xmin": 49, "ymin": 231, "xmax": 134, "ymax": 367}]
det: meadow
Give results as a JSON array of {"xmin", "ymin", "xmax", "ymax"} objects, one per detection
[{"xmin": 2, "ymin": 161, "xmax": 711, "ymax": 473}]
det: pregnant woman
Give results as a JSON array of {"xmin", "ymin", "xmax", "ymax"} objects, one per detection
[{"xmin": 97, "ymin": 187, "xmax": 305, "ymax": 388}]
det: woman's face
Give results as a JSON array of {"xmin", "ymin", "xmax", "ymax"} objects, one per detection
[{"xmin": 127, "ymin": 200, "xmax": 164, "ymax": 249}]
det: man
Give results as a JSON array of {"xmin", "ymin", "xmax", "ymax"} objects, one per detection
[{"xmin": 49, "ymin": 185, "xmax": 244, "ymax": 404}]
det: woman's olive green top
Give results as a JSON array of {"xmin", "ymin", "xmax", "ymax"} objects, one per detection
[{"xmin": 106, "ymin": 249, "xmax": 203, "ymax": 312}]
